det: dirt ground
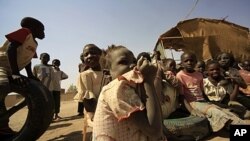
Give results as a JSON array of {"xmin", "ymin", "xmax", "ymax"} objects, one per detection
[{"xmin": 9, "ymin": 100, "xmax": 236, "ymax": 141}]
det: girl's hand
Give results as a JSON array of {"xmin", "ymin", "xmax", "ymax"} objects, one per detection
[{"xmin": 137, "ymin": 57, "xmax": 157, "ymax": 81}]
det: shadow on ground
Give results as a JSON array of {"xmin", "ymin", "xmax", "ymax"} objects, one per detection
[
  {"xmin": 47, "ymin": 131, "xmax": 92, "ymax": 141},
  {"xmin": 52, "ymin": 115, "xmax": 84, "ymax": 123},
  {"xmin": 48, "ymin": 123, "xmax": 72, "ymax": 130},
  {"xmin": 47, "ymin": 115, "xmax": 84, "ymax": 131}
]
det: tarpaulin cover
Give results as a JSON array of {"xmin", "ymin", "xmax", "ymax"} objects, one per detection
[{"xmin": 155, "ymin": 18, "xmax": 250, "ymax": 62}]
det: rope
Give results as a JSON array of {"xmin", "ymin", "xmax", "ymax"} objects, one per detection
[{"xmin": 184, "ymin": 0, "xmax": 200, "ymax": 20}]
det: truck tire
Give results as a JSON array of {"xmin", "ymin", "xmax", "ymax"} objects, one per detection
[
  {"xmin": 6, "ymin": 79, "xmax": 54, "ymax": 141},
  {"xmin": 163, "ymin": 110, "xmax": 211, "ymax": 141}
]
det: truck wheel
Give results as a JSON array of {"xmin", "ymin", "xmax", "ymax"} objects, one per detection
[
  {"xmin": 163, "ymin": 109, "xmax": 211, "ymax": 141},
  {"xmin": 6, "ymin": 79, "xmax": 54, "ymax": 141}
]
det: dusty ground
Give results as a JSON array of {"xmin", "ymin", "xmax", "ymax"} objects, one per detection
[{"xmin": 9, "ymin": 100, "xmax": 235, "ymax": 141}]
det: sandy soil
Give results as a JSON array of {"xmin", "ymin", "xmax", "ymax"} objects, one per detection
[{"xmin": 9, "ymin": 100, "xmax": 236, "ymax": 141}]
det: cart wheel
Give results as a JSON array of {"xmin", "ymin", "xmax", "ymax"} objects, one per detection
[{"xmin": 5, "ymin": 79, "xmax": 54, "ymax": 141}]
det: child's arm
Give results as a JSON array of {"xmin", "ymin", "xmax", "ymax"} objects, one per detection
[
  {"xmin": 8, "ymin": 42, "xmax": 21, "ymax": 75},
  {"xmin": 130, "ymin": 57, "xmax": 163, "ymax": 138},
  {"xmin": 60, "ymin": 71, "xmax": 68, "ymax": 80},
  {"xmin": 8, "ymin": 41, "xmax": 39, "ymax": 82},
  {"xmin": 7, "ymin": 42, "xmax": 30, "ymax": 87},
  {"xmin": 229, "ymin": 84, "xmax": 239, "ymax": 101},
  {"xmin": 227, "ymin": 69, "xmax": 247, "ymax": 89}
]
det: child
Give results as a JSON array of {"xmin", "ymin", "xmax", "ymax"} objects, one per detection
[
  {"xmin": 151, "ymin": 51, "xmax": 166, "ymax": 106},
  {"xmin": 203, "ymin": 60, "xmax": 250, "ymax": 119},
  {"xmin": 216, "ymin": 52, "xmax": 247, "ymax": 90},
  {"xmin": 161, "ymin": 58, "xmax": 179, "ymax": 118},
  {"xmin": 74, "ymin": 44, "xmax": 104, "ymax": 126},
  {"xmin": 176, "ymin": 52, "xmax": 245, "ymax": 132},
  {"xmin": 238, "ymin": 60, "xmax": 250, "ymax": 96},
  {"xmin": 52, "ymin": 59, "xmax": 68, "ymax": 120},
  {"xmin": 79, "ymin": 52, "xmax": 89, "ymax": 73},
  {"xmin": 237, "ymin": 60, "xmax": 250, "ymax": 111},
  {"xmin": 217, "ymin": 52, "xmax": 250, "ymax": 109},
  {"xmin": 92, "ymin": 45, "xmax": 164, "ymax": 140},
  {"xmin": 195, "ymin": 60, "xmax": 206, "ymax": 77},
  {"xmin": 162, "ymin": 58, "xmax": 177, "ymax": 74},
  {"xmin": 0, "ymin": 17, "xmax": 44, "ymax": 138},
  {"xmin": 76, "ymin": 53, "xmax": 88, "ymax": 116},
  {"xmin": 33, "ymin": 53, "xmax": 54, "ymax": 92},
  {"xmin": 203, "ymin": 60, "xmax": 232, "ymax": 105}
]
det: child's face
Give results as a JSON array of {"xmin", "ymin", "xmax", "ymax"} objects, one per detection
[
  {"xmin": 83, "ymin": 46, "xmax": 101, "ymax": 69},
  {"xmin": 207, "ymin": 63, "xmax": 221, "ymax": 79},
  {"xmin": 181, "ymin": 54, "xmax": 196, "ymax": 72},
  {"xmin": 166, "ymin": 60, "xmax": 176, "ymax": 72},
  {"xmin": 41, "ymin": 54, "xmax": 50, "ymax": 64},
  {"xmin": 242, "ymin": 60, "xmax": 250, "ymax": 71},
  {"xmin": 195, "ymin": 61, "xmax": 205, "ymax": 73},
  {"xmin": 218, "ymin": 53, "xmax": 231, "ymax": 68},
  {"xmin": 53, "ymin": 61, "xmax": 60, "ymax": 67},
  {"xmin": 109, "ymin": 48, "xmax": 136, "ymax": 79}
]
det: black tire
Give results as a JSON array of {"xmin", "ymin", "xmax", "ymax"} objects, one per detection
[
  {"xmin": 163, "ymin": 110, "xmax": 211, "ymax": 141},
  {"xmin": 6, "ymin": 79, "xmax": 54, "ymax": 141}
]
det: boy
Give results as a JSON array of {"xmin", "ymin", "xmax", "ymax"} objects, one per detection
[
  {"xmin": 33, "ymin": 53, "xmax": 54, "ymax": 92},
  {"xmin": 0, "ymin": 17, "xmax": 45, "ymax": 138},
  {"xmin": 239, "ymin": 60, "xmax": 250, "ymax": 96},
  {"xmin": 52, "ymin": 59, "xmax": 68, "ymax": 120}
]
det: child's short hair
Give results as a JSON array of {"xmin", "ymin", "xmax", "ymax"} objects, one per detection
[
  {"xmin": 52, "ymin": 59, "xmax": 60, "ymax": 64},
  {"xmin": 83, "ymin": 44, "xmax": 102, "ymax": 55},
  {"xmin": 137, "ymin": 52, "xmax": 151, "ymax": 62},
  {"xmin": 52, "ymin": 59, "xmax": 60, "ymax": 66},
  {"xmin": 104, "ymin": 44, "xmax": 126, "ymax": 69},
  {"xmin": 205, "ymin": 60, "xmax": 220, "ymax": 70},
  {"xmin": 21, "ymin": 17, "xmax": 44, "ymax": 29},
  {"xmin": 216, "ymin": 52, "xmax": 235, "ymax": 66},
  {"xmin": 40, "ymin": 53, "xmax": 49, "ymax": 59},
  {"xmin": 180, "ymin": 52, "xmax": 197, "ymax": 61}
]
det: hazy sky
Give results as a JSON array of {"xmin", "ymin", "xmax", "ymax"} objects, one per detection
[{"xmin": 1, "ymin": 0, "xmax": 250, "ymax": 89}]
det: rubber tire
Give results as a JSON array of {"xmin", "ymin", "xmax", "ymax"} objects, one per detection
[
  {"xmin": 6, "ymin": 79, "xmax": 54, "ymax": 141},
  {"xmin": 163, "ymin": 110, "xmax": 210, "ymax": 141}
]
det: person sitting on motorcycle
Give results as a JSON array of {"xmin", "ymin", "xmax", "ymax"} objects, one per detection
[{"xmin": 0, "ymin": 17, "xmax": 45, "ymax": 139}]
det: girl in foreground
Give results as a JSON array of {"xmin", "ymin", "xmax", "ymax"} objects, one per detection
[{"xmin": 92, "ymin": 45, "xmax": 165, "ymax": 141}]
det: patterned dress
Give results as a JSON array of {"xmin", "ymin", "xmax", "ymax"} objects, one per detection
[{"xmin": 93, "ymin": 69, "xmax": 159, "ymax": 141}]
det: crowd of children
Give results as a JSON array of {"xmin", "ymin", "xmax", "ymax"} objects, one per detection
[
  {"xmin": 1, "ymin": 17, "xmax": 250, "ymax": 141},
  {"xmin": 74, "ymin": 44, "xmax": 250, "ymax": 141}
]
